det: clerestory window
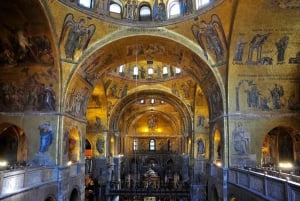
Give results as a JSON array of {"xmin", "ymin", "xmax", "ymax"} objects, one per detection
[
  {"xmin": 109, "ymin": 2, "xmax": 122, "ymax": 14},
  {"xmin": 78, "ymin": 0, "xmax": 94, "ymax": 8},
  {"xmin": 133, "ymin": 138, "xmax": 138, "ymax": 151},
  {"xmin": 168, "ymin": 1, "xmax": 180, "ymax": 19},
  {"xmin": 195, "ymin": 0, "xmax": 210, "ymax": 10},
  {"xmin": 149, "ymin": 139, "xmax": 156, "ymax": 151},
  {"xmin": 140, "ymin": 5, "xmax": 152, "ymax": 21}
]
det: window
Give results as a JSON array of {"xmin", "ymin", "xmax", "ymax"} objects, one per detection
[
  {"xmin": 109, "ymin": 2, "xmax": 122, "ymax": 14},
  {"xmin": 149, "ymin": 139, "xmax": 156, "ymax": 151},
  {"xmin": 133, "ymin": 138, "xmax": 138, "ymax": 151},
  {"xmin": 162, "ymin": 66, "xmax": 168, "ymax": 75},
  {"xmin": 132, "ymin": 65, "xmax": 139, "ymax": 79},
  {"xmin": 119, "ymin": 64, "xmax": 125, "ymax": 73},
  {"xmin": 175, "ymin": 67, "xmax": 181, "ymax": 74},
  {"xmin": 119, "ymin": 64, "xmax": 125, "ymax": 76},
  {"xmin": 78, "ymin": 0, "xmax": 94, "ymax": 8},
  {"xmin": 195, "ymin": 0, "xmax": 210, "ymax": 10},
  {"xmin": 140, "ymin": 6, "xmax": 151, "ymax": 18},
  {"xmin": 148, "ymin": 67, "xmax": 154, "ymax": 76},
  {"xmin": 168, "ymin": 1, "xmax": 181, "ymax": 19},
  {"xmin": 133, "ymin": 66, "xmax": 139, "ymax": 75},
  {"xmin": 150, "ymin": 98, "xmax": 155, "ymax": 105}
]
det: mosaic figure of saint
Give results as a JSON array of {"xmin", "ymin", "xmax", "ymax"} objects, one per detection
[
  {"xmin": 198, "ymin": 139, "xmax": 205, "ymax": 154},
  {"xmin": 232, "ymin": 122, "xmax": 249, "ymax": 155},
  {"xmin": 233, "ymin": 37, "xmax": 247, "ymax": 63},
  {"xmin": 275, "ymin": 36, "xmax": 289, "ymax": 64},
  {"xmin": 59, "ymin": 14, "xmax": 95, "ymax": 60},
  {"xmin": 192, "ymin": 14, "xmax": 227, "ymax": 63},
  {"xmin": 38, "ymin": 122, "xmax": 53, "ymax": 153}
]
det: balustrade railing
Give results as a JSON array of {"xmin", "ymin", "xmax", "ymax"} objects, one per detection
[
  {"xmin": 0, "ymin": 163, "xmax": 81, "ymax": 199},
  {"xmin": 228, "ymin": 167, "xmax": 300, "ymax": 201},
  {"xmin": 0, "ymin": 166, "xmax": 56, "ymax": 198}
]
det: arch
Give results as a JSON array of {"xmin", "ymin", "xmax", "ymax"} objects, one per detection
[
  {"xmin": 108, "ymin": 89, "xmax": 193, "ymax": 155},
  {"xmin": 110, "ymin": 135, "xmax": 115, "ymax": 156},
  {"xmin": 109, "ymin": 89, "xmax": 192, "ymax": 135},
  {"xmin": 45, "ymin": 195, "xmax": 56, "ymax": 201},
  {"xmin": 0, "ymin": 123, "xmax": 27, "ymax": 167},
  {"xmin": 70, "ymin": 188, "xmax": 80, "ymax": 201},
  {"xmin": 69, "ymin": 128, "xmax": 80, "ymax": 162},
  {"xmin": 63, "ymin": 32, "xmax": 225, "ymax": 119},
  {"xmin": 261, "ymin": 126, "xmax": 300, "ymax": 169},
  {"xmin": 212, "ymin": 128, "xmax": 222, "ymax": 165},
  {"xmin": 139, "ymin": 2, "xmax": 152, "ymax": 21},
  {"xmin": 85, "ymin": 139, "xmax": 92, "ymax": 157},
  {"xmin": 167, "ymin": 0, "xmax": 181, "ymax": 19},
  {"xmin": 229, "ymin": 194, "xmax": 238, "ymax": 201},
  {"xmin": 64, "ymin": 32, "xmax": 225, "ymax": 160},
  {"xmin": 109, "ymin": 1, "xmax": 122, "ymax": 19},
  {"xmin": 166, "ymin": 158, "xmax": 174, "ymax": 166},
  {"xmin": 85, "ymin": 139, "xmax": 92, "ymax": 149}
]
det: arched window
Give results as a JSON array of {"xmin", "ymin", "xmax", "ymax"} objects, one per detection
[
  {"xmin": 109, "ymin": 2, "xmax": 122, "ymax": 19},
  {"xmin": 133, "ymin": 138, "xmax": 138, "ymax": 151},
  {"xmin": 175, "ymin": 67, "xmax": 181, "ymax": 75},
  {"xmin": 168, "ymin": 1, "xmax": 180, "ymax": 19},
  {"xmin": 149, "ymin": 139, "xmax": 156, "ymax": 151},
  {"xmin": 69, "ymin": 128, "xmax": 80, "ymax": 162},
  {"xmin": 85, "ymin": 139, "xmax": 92, "ymax": 157},
  {"xmin": 78, "ymin": 0, "xmax": 94, "ymax": 8},
  {"xmin": 0, "ymin": 124, "xmax": 27, "ymax": 167},
  {"xmin": 140, "ymin": 5, "xmax": 152, "ymax": 21},
  {"xmin": 70, "ymin": 188, "xmax": 79, "ymax": 201},
  {"xmin": 133, "ymin": 65, "xmax": 139, "ymax": 79},
  {"xmin": 110, "ymin": 3, "xmax": 121, "ymax": 13},
  {"xmin": 162, "ymin": 65, "xmax": 168, "ymax": 78},
  {"xmin": 119, "ymin": 64, "xmax": 125, "ymax": 76},
  {"xmin": 195, "ymin": 0, "xmax": 210, "ymax": 10}
]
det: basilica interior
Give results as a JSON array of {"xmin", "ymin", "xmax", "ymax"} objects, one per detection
[{"xmin": 0, "ymin": 0, "xmax": 300, "ymax": 201}]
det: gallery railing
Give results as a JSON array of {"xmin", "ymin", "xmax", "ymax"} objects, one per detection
[
  {"xmin": 0, "ymin": 163, "xmax": 82, "ymax": 199},
  {"xmin": 0, "ymin": 166, "xmax": 56, "ymax": 198},
  {"xmin": 228, "ymin": 167, "xmax": 300, "ymax": 201}
]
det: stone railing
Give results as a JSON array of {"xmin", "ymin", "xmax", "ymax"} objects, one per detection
[
  {"xmin": 0, "ymin": 166, "xmax": 56, "ymax": 198},
  {"xmin": 228, "ymin": 167, "xmax": 300, "ymax": 201}
]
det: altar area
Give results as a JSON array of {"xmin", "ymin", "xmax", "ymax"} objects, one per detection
[{"xmin": 143, "ymin": 168, "xmax": 160, "ymax": 189}]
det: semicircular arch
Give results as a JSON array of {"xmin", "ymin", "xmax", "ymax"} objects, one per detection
[
  {"xmin": 109, "ymin": 88, "xmax": 192, "ymax": 136},
  {"xmin": 123, "ymin": 107, "xmax": 181, "ymax": 136},
  {"xmin": 63, "ymin": 31, "xmax": 225, "ymax": 123}
]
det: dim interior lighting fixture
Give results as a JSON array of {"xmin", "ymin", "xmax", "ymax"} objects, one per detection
[
  {"xmin": 278, "ymin": 162, "xmax": 293, "ymax": 169},
  {"xmin": 67, "ymin": 161, "xmax": 73, "ymax": 166},
  {"xmin": 214, "ymin": 159, "xmax": 222, "ymax": 167}
]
